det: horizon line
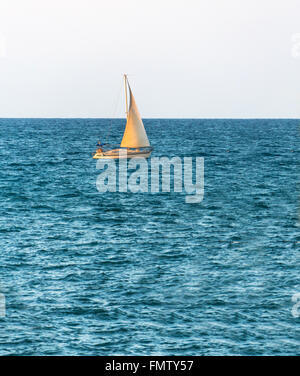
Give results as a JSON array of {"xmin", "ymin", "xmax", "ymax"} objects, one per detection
[{"xmin": 0, "ymin": 117, "xmax": 299, "ymax": 120}]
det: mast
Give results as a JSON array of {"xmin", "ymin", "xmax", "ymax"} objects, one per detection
[{"xmin": 124, "ymin": 74, "xmax": 129, "ymax": 118}]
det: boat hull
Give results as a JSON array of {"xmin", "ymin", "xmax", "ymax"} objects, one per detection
[{"xmin": 93, "ymin": 148, "xmax": 152, "ymax": 159}]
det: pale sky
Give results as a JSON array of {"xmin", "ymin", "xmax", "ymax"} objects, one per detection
[{"xmin": 0, "ymin": 0, "xmax": 299, "ymax": 118}]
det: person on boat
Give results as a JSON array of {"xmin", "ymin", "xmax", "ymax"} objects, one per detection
[{"xmin": 96, "ymin": 140, "xmax": 103, "ymax": 153}]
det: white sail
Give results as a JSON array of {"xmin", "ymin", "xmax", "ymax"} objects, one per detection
[{"xmin": 120, "ymin": 82, "xmax": 150, "ymax": 148}]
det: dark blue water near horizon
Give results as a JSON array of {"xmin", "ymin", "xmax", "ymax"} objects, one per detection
[{"xmin": 0, "ymin": 118, "xmax": 299, "ymax": 355}]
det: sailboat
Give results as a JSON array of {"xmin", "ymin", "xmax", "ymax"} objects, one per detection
[{"xmin": 93, "ymin": 74, "xmax": 153, "ymax": 159}]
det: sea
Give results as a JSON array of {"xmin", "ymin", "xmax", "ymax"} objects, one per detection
[{"xmin": 0, "ymin": 118, "xmax": 299, "ymax": 355}]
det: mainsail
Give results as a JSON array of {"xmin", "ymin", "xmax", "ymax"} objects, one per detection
[{"xmin": 120, "ymin": 79, "xmax": 150, "ymax": 148}]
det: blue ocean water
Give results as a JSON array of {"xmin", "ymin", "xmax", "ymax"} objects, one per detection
[{"xmin": 0, "ymin": 118, "xmax": 299, "ymax": 356}]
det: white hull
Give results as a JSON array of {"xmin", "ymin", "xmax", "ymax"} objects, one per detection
[{"xmin": 93, "ymin": 148, "xmax": 152, "ymax": 159}]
